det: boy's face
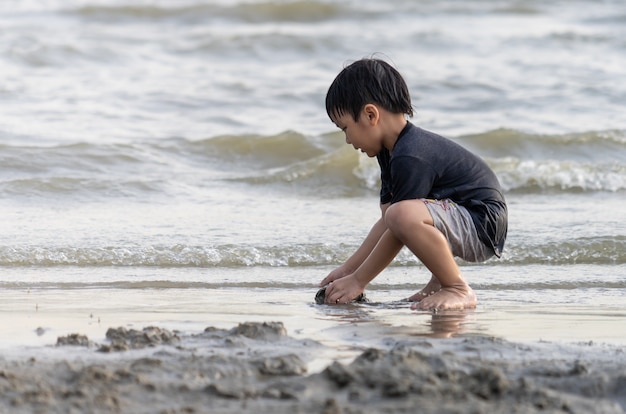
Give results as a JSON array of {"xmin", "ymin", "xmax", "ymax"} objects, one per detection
[{"xmin": 331, "ymin": 107, "xmax": 381, "ymax": 157}]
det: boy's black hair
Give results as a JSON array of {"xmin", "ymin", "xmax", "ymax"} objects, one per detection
[{"xmin": 325, "ymin": 58, "xmax": 414, "ymax": 121}]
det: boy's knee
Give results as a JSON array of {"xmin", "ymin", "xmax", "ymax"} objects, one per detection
[
  {"xmin": 384, "ymin": 200, "xmax": 433, "ymax": 236},
  {"xmin": 384, "ymin": 202, "xmax": 403, "ymax": 231}
]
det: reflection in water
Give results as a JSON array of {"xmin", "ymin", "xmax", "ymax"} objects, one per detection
[
  {"xmin": 314, "ymin": 299, "xmax": 474, "ymax": 339},
  {"xmin": 424, "ymin": 310, "xmax": 473, "ymax": 338},
  {"xmin": 313, "ymin": 302, "xmax": 377, "ymax": 323}
]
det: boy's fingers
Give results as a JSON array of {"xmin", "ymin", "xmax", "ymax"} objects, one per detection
[{"xmin": 324, "ymin": 284, "xmax": 337, "ymax": 304}]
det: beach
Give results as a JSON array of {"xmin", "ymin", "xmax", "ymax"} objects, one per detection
[
  {"xmin": 1, "ymin": 0, "xmax": 625, "ymax": 412},
  {"xmin": 1, "ymin": 318, "xmax": 625, "ymax": 413},
  {"xmin": 2, "ymin": 269, "xmax": 625, "ymax": 412}
]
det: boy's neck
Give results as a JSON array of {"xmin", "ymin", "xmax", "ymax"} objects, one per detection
[{"xmin": 380, "ymin": 112, "xmax": 409, "ymax": 152}]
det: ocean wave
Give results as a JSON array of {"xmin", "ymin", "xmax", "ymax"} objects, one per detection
[
  {"xmin": 1, "ymin": 236, "xmax": 623, "ymax": 268},
  {"xmin": 0, "ymin": 142, "xmax": 169, "ymax": 197},
  {"xmin": 229, "ymin": 145, "xmax": 377, "ymax": 197},
  {"xmin": 191, "ymin": 130, "xmax": 327, "ymax": 170},
  {"xmin": 201, "ymin": 128, "xmax": 626, "ymax": 194},
  {"xmin": 498, "ymin": 236, "xmax": 626, "ymax": 266},
  {"xmin": 457, "ymin": 128, "xmax": 626, "ymax": 161},
  {"xmin": 1, "ymin": 128, "xmax": 624, "ymax": 199},
  {"xmin": 234, "ymin": 130, "xmax": 626, "ymax": 195},
  {"xmin": 0, "ymin": 244, "xmax": 340, "ymax": 268},
  {"xmin": 0, "ymin": 280, "xmax": 293, "ymax": 291},
  {"xmin": 459, "ymin": 129, "xmax": 626, "ymax": 193},
  {"xmin": 490, "ymin": 158, "xmax": 626, "ymax": 193},
  {"xmin": 69, "ymin": 1, "xmax": 344, "ymax": 23}
]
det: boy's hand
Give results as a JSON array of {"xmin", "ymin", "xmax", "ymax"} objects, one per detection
[
  {"xmin": 319, "ymin": 266, "xmax": 351, "ymax": 287},
  {"xmin": 324, "ymin": 274, "xmax": 365, "ymax": 305}
]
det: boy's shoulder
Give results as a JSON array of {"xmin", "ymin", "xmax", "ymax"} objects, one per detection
[{"xmin": 393, "ymin": 123, "xmax": 459, "ymax": 156}]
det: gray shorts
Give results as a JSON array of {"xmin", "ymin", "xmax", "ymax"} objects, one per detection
[{"xmin": 422, "ymin": 199, "xmax": 493, "ymax": 263}]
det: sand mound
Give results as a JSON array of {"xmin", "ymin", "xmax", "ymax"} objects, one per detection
[{"xmin": 0, "ymin": 322, "xmax": 623, "ymax": 413}]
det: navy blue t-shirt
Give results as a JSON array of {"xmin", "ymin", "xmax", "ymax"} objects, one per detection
[{"xmin": 377, "ymin": 122, "xmax": 507, "ymax": 257}]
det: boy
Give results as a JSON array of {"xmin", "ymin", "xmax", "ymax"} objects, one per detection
[{"xmin": 319, "ymin": 58, "xmax": 507, "ymax": 310}]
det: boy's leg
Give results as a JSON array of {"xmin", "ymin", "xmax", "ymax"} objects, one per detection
[{"xmin": 385, "ymin": 199, "xmax": 477, "ymax": 310}]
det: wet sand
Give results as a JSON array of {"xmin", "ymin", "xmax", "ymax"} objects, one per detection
[
  {"xmin": 1, "ymin": 274, "xmax": 625, "ymax": 413},
  {"xmin": 1, "ymin": 320, "xmax": 625, "ymax": 414}
]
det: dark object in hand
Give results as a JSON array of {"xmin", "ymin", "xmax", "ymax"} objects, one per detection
[{"xmin": 315, "ymin": 286, "xmax": 367, "ymax": 305}]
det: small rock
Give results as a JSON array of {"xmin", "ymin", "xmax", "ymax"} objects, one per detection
[
  {"xmin": 253, "ymin": 354, "xmax": 307, "ymax": 376},
  {"xmin": 230, "ymin": 322, "xmax": 287, "ymax": 341},
  {"xmin": 56, "ymin": 334, "xmax": 92, "ymax": 347}
]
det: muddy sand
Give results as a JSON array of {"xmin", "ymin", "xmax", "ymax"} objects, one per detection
[{"xmin": 0, "ymin": 321, "xmax": 624, "ymax": 414}]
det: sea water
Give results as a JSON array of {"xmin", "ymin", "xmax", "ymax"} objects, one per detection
[{"xmin": 0, "ymin": 0, "xmax": 624, "ymax": 349}]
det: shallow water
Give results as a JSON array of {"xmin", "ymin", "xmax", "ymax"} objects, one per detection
[{"xmin": 0, "ymin": 0, "xmax": 625, "ymax": 353}]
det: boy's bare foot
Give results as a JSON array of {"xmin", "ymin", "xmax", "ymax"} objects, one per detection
[
  {"xmin": 410, "ymin": 284, "xmax": 477, "ymax": 311},
  {"xmin": 404, "ymin": 274, "xmax": 441, "ymax": 302}
]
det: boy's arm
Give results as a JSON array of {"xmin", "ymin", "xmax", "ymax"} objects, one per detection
[
  {"xmin": 319, "ymin": 203, "xmax": 390, "ymax": 287},
  {"xmin": 323, "ymin": 228, "xmax": 403, "ymax": 304}
]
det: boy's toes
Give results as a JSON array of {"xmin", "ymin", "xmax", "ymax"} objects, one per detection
[{"xmin": 405, "ymin": 290, "xmax": 438, "ymax": 302}]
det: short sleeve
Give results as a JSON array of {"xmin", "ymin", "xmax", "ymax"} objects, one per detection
[{"xmin": 390, "ymin": 155, "xmax": 438, "ymax": 203}]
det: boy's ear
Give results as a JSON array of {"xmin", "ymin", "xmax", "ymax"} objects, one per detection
[{"xmin": 363, "ymin": 104, "xmax": 380, "ymax": 126}]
